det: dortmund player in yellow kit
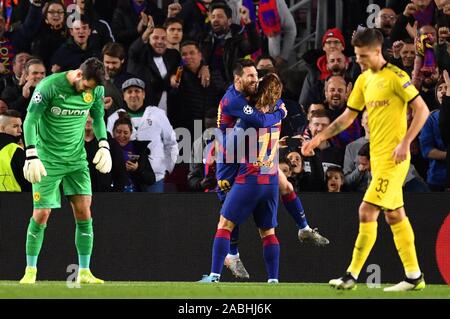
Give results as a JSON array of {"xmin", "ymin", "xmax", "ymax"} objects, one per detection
[{"xmin": 302, "ymin": 28, "xmax": 429, "ymax": 291}]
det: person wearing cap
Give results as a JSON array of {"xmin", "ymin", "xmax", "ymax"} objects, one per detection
[
  {"xmin": 298, "ymin": 27, "xmax": 361, "ymax": 111},
  {"xmin": 106, "ymin": 77, "xmax": 178, "ymax": 193}
]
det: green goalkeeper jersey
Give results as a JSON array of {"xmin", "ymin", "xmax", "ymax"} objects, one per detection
[{"xmin": 23, "ymin": 72, "xmax": 107, "ymax": 163}]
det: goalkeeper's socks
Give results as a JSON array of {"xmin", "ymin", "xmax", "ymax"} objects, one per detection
[
  {"xmin": 25, "ymin": 217, "xmax": 47, "ymax": 267},
  {"xmin": 281, "ymin": 191, "xmax": 309, "ymax": 229},
  {"xmin": 262, "ymin": 234, "xmax": 280, "ymax": 281},
  {"xmin": 229, "ymin": 226, "xmax": 239, "ymax": 255},
  {"xmin": 75, "ymin": 219, "xmax": 94, "ymax": 269},
  {"xmin": 26, "ymin": 256, "xmax": 38, "ymax": 268},
  {"xmin": 211, "ymin": 228, "xmax": 231, "ymax": 275},
  {"xmin": 78, "ymin": 255, "xmax": 91, "ymax": 269}
]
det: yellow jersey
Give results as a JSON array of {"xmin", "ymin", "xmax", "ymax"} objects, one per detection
[{"xmin": 347, "ymin": 63, "xmax": 419, "ymax": 160}]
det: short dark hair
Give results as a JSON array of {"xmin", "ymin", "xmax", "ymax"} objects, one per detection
[
  {"xmin": 351, "ymin": 28, "xmax": 383, "ymax": 48},
  {"xmin": 80, "ymin": 57, "xmax": 105, "ymax": 86},
  {"xmin": 256, "ymin": 55, "xmax": 276, "ymax": 67},
  {"xmin": 102, "ymin": 42, "xmax": 126, "ymax": 60},
  {"xmin": 209, "ymin": 2, "xmax": 232, "ymax": 19},
  {"xmin": 24, "ymin": 58, "xmax": 45, "ymax": 75},
  {"xmin": 12, "ymin": 52, "xmax": 31, "ymax": 65},
  {"xmin": 180, "ymin": 40, "xmax": 200, "ymax": 51},
  {"xmin": 326, "ymin": 166, "xmax": 344, "ymax": 180},
  {"xmin": 279, "ymin": 156, "xmax": 293, "ymax": 170},
  {"xmin": 71, "ymin": 14, "xmax": 91, "ymax": 28},
  {"xmin": 310, "ymin": 108, "xmax": 331, "ymax": 121},
  {"xmin": 233, "ymin": 58, "xmax": 256, "ymax": 76},
  {"xmin": 113, "ymin": 111, "xmax": 132, "ymax": 132},
  {"xmin": 2, "ymin": 109, "xmax": 21, "ymax": 118},
  {"xmin": 164, "ymin": 17, "xmax": 183, "ymax": 28},
  {"xmin": 358, "ymin": 142, "xmax": 370, "ymax": 159}
]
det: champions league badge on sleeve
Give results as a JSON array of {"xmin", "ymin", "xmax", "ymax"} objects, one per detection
[
  {"xmin": 243, "ymin": 105, "xmax": 253, "ymax": 115},
  {"xmin": 32, "ymin": 92, "xmax": 43, "ymax": 104}
]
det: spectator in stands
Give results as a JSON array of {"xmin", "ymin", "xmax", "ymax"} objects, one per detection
[
  {"xmin": 305, "ymin": 109, "xmax": 345, "ymax": 173},
  {"xmin": 390, "ymin": 0, "xmax": 441, "ymax": 43},
  {"xmin": 1, "ymin": 58, "xmax": 46, "ymax": 121},
  {"xmin": 344, "ymin": 110, "xmax": 429, "ymax": 192},
  {"xmin": 0, "ymin": 110, "xmax": 30, "ymax": 192},
  {"xmin": 345, "ymin": 140, "xmax": 372, "ymax": 192},
  {"xmin": 286, "ymin": 149, "xmax": 324, "ymax": 192},
  {"xmin": 256, "ymin": 55, "xmax": 307, "ymax": 137},
  {"xmin": 107, "ymin": 78, "xmax": 178, "ymax": 193},
  {"xmin": 258, "ymin": 0, "xmax": 297, "ymax": 67},
  {"xmin": 30, "ymin": 0, "xmax": 68, "ymax": 71},
  {"xmin": 255, "ymin": 55, "xmax": 275, "ymax": 73},
  {"xmin": 199, "ymin": 2, "xmax": 260, "ymax": 92},
  {"xmin": 436, "ymin": 26, "xmax": 450, "ymax": 74},
  {"xmin": 439, "ymin": 70, "xmax": 450, "ymax": 191},
  {"xmin": 300, "ymin": 103, "xmax": 326, "ymax": 139},
  {"xmin": 168, "ymin": 0, "xmax": 211, "ymax": 42},
  {"xmin": 127, "ymin": 25, "xmax": 181, "ymax": 114},
  {"xmin": 112, "ymin": 113, "xmax": 156, "ymax": 192},
  {"xmin": 344, "ymin": 111, "xmax": 370, "ymax": 192},
  {"xmin": 419, "ymin": 76, "xmax": 448, "ymax": 191},
  {"xmin": 84, "ymin": 115, "xmax": 127, "ymax": 192},
  {"xmin": 170, "ymin": 40, "xmax": 221, "ymax": 138},
  {"xmin": 164, "ymin": 18, "xmax": 183, "ymax": 51},
  {"xmin": 111, "ymin": 0, "xmax": 165, "ymax": 52},
  {"xmin": 0, "ymin": 52, "xmax": 31, "ymax": 99},
  {"xmin": 279, "ymin": 156, "xmax": 293, "ymax": 179},
  {"xmin": 325, "ymin": 166, "xmax": 345, "ymax": 192},
  {"xmin": 375, "ymin": 7, "xmax": 398, "ymax": 57},
  {"xmin": 323, "ymin": 75, "xmax": 362, "ymax": 149},
  {"xmin": 187, "ymin": 107, "xmax": 218, "ymax": 192},
  {"xmin": 51, "ymin": 16, "xmax": 102, "ymax": 72},
  {"xmin": 391, "ymin": 39, "xmax": 415, "ymax": 75},
  {"xmin": 74, "ymin": 0, "xmax": 115, "ymax": 48},
  {"xmin": 299, "ymin": 28, "xmax": 360, "ymax": 109},
  {"xmin": 0, "ymin": 0, "xmax": 42, "ymax": 75},
  {"xmin": 102, "ymin": 42, "xmax": 134, "ymax": 117}
]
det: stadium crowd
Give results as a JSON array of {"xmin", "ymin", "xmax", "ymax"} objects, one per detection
[{"xmin": 0, "ymin": 0, "xmax": 449, "ymax": 194}]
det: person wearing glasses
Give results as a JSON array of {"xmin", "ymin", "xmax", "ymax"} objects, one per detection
[{"xmin": 30, "ymin": 0, "xmax": 68, "ymax": 71}]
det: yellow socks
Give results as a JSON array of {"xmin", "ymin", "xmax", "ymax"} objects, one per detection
[
  {"xmin": 390, "ymin": 217, "xmax": 421, "ymax": 277},
  {"xmin": 347, "ymin": 221, "xmax": 378, "ymax": 278}
]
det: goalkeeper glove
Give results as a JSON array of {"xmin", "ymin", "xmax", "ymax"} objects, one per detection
[
  {"xmin": 23, "ymin": 146, "xmax": 47, "ymax": 184},
  {"xmin": 93, "ymin": 139, "xmax": 112, "ymax": 173}
]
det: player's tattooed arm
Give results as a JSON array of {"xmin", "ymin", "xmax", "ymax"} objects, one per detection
[{"xmin": 321, "ymin": 108, "xmax": 359, "ymax": 140}]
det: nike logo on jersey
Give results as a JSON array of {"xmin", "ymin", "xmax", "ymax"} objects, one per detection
[{"xmin": 58, "ymin": 94, "xmax": 66, "ymax": 100}]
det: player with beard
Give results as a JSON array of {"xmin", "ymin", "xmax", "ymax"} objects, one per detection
[
  {"xmin": 19, "ymin": 58, "xmax": 111, "ymax": 284},
  {"xmin": 199, "ymin": 66, "xmax": 286, "ymax": 283}
]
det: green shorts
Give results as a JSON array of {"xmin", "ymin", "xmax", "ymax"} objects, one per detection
[{"xmin": 32, "ymin": 161, "xmax": 92, "ymax": 209}]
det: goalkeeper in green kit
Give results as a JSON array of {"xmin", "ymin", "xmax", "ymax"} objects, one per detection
[{"xmin": 19, "ymin": 58, "xmax": 111, "ymax": 284}]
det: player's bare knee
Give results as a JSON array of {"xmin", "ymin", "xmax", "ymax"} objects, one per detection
[
  {"xmin": 358, "ymin": 202, "xmax": 379, "ymax": 222},
  {"xmin": 217, "ymin": 216, "xmax": 235, "ymax": 231},
  {"xmin": 259, "ymin": 228, "xmax": 275, "ymax": 238},
  {"xmin": 279, "ymin": 180, "xmax": 294, "ymax": 196},
  {"xmin": 384, "ymin": 207, "xmax": 406, "ymax": 225},
  {"xmin": 33, "ymin": 209, "xmax": 51, "ymax": 224}
]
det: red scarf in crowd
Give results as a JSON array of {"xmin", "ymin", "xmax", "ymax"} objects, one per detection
[{"xmin": 258, "ymin": 0, "xmax": 281, "ymax": 37}]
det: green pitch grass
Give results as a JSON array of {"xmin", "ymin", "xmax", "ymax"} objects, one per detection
[{"xmin": 0, "ymin": 281, "xmax": 449, "ymax": 298}]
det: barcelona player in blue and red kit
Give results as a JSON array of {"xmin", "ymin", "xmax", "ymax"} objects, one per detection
[
  {"xmin": 206, "ymin": 60, "xmax": 329, "ymax": 280},
  {"xmin": 199, "ymin": 70, "xmax": 286, "ymax": 283}
]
